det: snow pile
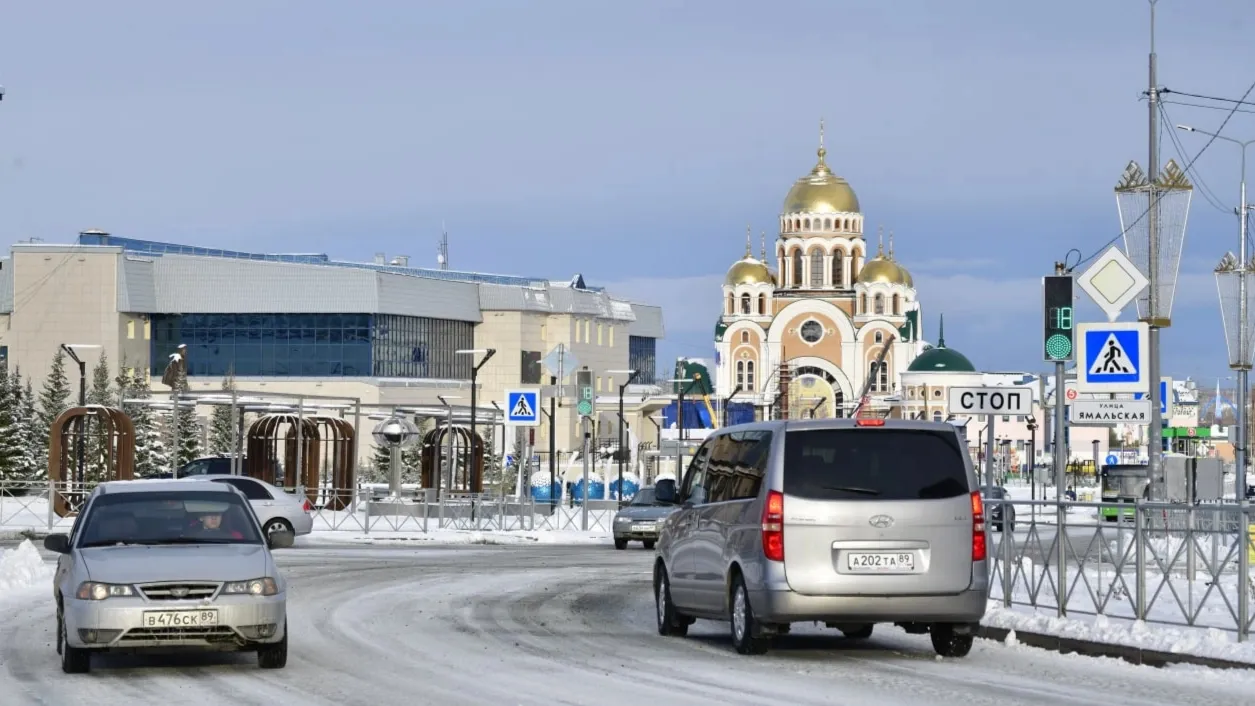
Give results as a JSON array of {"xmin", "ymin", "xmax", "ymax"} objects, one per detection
[
  {"xmin": 0, "ymin": 540, "xmax": 53, "ymax": 593},
  {"xmin": 984, "ymin": 602, "xmax": 1255, "ymax": 664}
]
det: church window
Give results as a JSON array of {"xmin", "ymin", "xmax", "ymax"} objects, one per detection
[
  {"xmin": 892, "ymin": 294, "xmax": 901, "ymax": 315},
  {"xmin": 831, "ymin": 252, "xmax": 844, "ymax": 287},
  {"xmin": 740, "ymin": 293, "xmax": 751, "ymax": 314},
  {"xmin": 791, "ymin": 251, "xmax": 804, "ymax": 288},
  {"xmin": 879, "ymin": 363, "xmax": 889, "ymax": 392},
  {"xmin": 736, "ymin": 361, "xmax": 745, "ymax": 387},
  {"xmin": 799, "ymin": 319, "xmax": 824, "ymax": 343},
  {"xmin": 823, "ymin": 218, "xmax": 832, "ymax": 230},
  {"xmin": 740, "ymin": 330, "xmax": 749, "ymax": 343},
  {"xmin": 746, "ymin": 360, "xmax": 755, "ymax": 389},
  {"xmin": 873, "ymin": 294, "xmax": 885, "ymax": 315},
  {"xmin": 809, "ymin": 250, "xmax": 824, "ymax": 288},
  {"xmin": 757, "ymin": 293, "xmax": 767, "ymax": 314},
  {"xmin": 859, "ymin": 293, "xmax": 867, "ymax": 313},
  {"xmin": 874, "ymin": 331, "xmax": 883, "ymax": 344}
]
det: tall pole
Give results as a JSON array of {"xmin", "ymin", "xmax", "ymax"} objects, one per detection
[
  {"xmin": 548, "ymin": 375, "xmax": 557, "ymax": 501},
  {"xmin": 1146, "ymin": 0, "xmax": 1165, "ymax": 499},
  {"xmin": 581, "ymin": 416, "xmax": 590, "ymax": 531},
  {"xmin": 470, "ymin": 366, "xmax": 478, "ymax": 492},
  {"xmin": 76, "ymin": 359, "xmax": 86, "ymax": 486},
  {"xmin": 1238, "ymin": 148, "xmax": 1249, "ymax": 502},
  {"xmin": 984, "ymin": 415, "xmax": 996, "ymax": 489},
  {"xmin": 618, "ymin": 386, "xmax": 625, "ymax": 502}
]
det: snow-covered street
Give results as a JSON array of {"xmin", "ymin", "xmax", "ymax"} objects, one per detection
[{"xmin": 2, "ymin": 541, "xmax": 1255, "ymax": 705}]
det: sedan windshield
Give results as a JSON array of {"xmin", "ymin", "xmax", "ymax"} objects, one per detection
[
  {"xmin": 629, "ymin": 488, "xmax": 658, "ymax": 506},
  {"xmin": 76, "ymin": 490, "xmax": 263, "ymax": 548}
]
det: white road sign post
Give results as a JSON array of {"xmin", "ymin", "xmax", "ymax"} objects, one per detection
[{"xmin": 948, "ymin": 387, "xmax": 1033, "ymax": 489}]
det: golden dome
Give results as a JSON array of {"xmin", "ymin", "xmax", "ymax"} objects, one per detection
[
  {"xmin": 725, "ymin": 258, "xmax": 774, "ymax": 286},
  {"xmin": 782, "ymin": 122, "xmax": 860, "ymax": 214},
  {"xmin": 857, "ymin": 228, "xmax": 912, "ymax": 286}
]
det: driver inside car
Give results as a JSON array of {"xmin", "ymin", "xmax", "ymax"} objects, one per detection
[{"xmin": 190, "ymin": 511, "xmax": 244, "ymax": 539}]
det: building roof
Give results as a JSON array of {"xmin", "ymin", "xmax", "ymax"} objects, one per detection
[
  {"xmin": 906, "ymin": 315, "xmax": 976, "ymax": 373},
  {"xmin": 782, "ymin": 140, "xmax": 860, "ymax": 215}
]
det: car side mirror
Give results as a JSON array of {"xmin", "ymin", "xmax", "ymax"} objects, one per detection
[
  {"xmin": 654, "ymin": 479, "xmax": 677, "ymax": 504},
  {"xmin": 266, "ymin": 530, "xmax": 295, "ymax": 550},
  {"xmin": 44, "ymin": 533, "xmax": 70, "ymax": 554}
]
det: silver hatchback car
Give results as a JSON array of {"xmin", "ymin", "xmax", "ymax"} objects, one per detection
[
  {"xmin": 652, "ymin": 418, "xmax": 988, "ymax": 657},
  {"xmin": 44, "ymin": 479, "xmax": 294, "ymax": 674}
]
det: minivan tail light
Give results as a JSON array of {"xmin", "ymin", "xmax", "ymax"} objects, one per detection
[
  {"xmin": 970, "ymin": 491, "xmax": 986, "ymax": 561},
  {"xmin": 762, "ymin": 490, "xmax": 784, "ymax": 562},
  {"xmin": 855, "ymin": 418, "xmax": 885, "ymax": 427}
]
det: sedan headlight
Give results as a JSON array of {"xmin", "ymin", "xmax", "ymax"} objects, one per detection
[
  {"xmin": 615, "ymin": 516, "xmax": 632, "ymax": 523},
  {"xmin": 222, "ymin": 578, "xmax": 280, "ymax": 596},
  {"xmin": 76, "ymin": 582, "xmax": 136, "ymax": 600}
]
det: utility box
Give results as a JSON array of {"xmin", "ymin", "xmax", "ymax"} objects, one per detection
[{"xmin": 1162, "ymin": 455, "xmax": 1224, "ymax": 503}]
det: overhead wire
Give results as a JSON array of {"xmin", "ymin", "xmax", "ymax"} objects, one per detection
[
  {"xmin": 1158, "ymin": 102, "xmax": 1230, "ymax": 214},
  {"xmin": 1064, "ymin": 77, "xmax": 1255, "ymax": 273}
]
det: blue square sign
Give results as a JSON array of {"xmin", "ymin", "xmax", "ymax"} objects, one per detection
[
  {"xmin": 505, "ymin": 388, "xmax": 541, "ymax": 426},
  {"xmin": 1076, "ymin": 321, "xmax": 1149, "ymax": 393}
]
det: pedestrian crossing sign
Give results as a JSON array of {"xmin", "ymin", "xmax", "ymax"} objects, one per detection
[
  {"xmin": 505, "ymin": 388, "xmax": 541, "ymax": 426},
  {"xmin": 1076, "ymin": 321, "xmax": 1149, "ymax": 393}
]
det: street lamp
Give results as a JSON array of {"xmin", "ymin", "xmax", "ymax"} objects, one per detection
[
  {"xmin": 60, "ymin": 344, "xmax": 100, "ymax": 486},
  {"xmin": 456, "ymin": 348, "xmax": 495, "ymax": 493},
  {"xmin": 668, "ymin": 377, "xmax": 695, "ymax": 441},
  {"xmin": 607, "ymin": 369, "xmax": 640, "ymax": 503},
  {"xmin": 1114, "ymin": 156, "xmax": 1192, "ymax": 498},
  {"xmin": 1180, "ymin": 124, "xmax": 1255, "ymax": 502}
]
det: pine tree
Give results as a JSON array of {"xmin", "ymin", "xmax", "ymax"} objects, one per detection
[
  {"xmin": 0, "ymin": 365, "xmax": 22, "ymax": 483},
  {"xmin": 82, "ymin": 353, "xmax": 113, "ymax": 483},
  {"xmin": 168, "ymin": 368, "xmax": 202, "ymax": 468},
  {"xmin": 37, "ymin": 347, "xmax": 72, "ymax": 463},
  {"xmin": 208, "ymin": 368, "xmax": 237, "ymax": 456},
  {"xmin": 15, "ymin": 372, "xmax": 44, "ymax": 482},
  {"xmin": 121, "ymin": 369, "xmax": 170, "ymax": 477}
]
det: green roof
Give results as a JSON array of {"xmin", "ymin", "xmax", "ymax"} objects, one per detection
[{"xmin": 906, "ymin": 314, "xmax": 976, "ymax": 373}]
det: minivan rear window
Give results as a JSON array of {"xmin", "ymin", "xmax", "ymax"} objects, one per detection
[{"xmin": 783, "ymin": 428, "xmax": 970, "ymax": 501}]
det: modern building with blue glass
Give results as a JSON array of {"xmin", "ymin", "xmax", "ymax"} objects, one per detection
[{"xmin": 0, "ymin": 231, "xmax": 665, "ymax": 455}]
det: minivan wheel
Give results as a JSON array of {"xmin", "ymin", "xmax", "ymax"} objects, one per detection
[
  {"xmin": 930, "ymin": 623, "xmax": 975, "ymax": 658},
  {"xmin": 729, "ymin": 575, "xmax": 771, "ymax": 655},
  {"xmin": 654, "ymin": 565, "xmax": 690, "ymax": 637}
]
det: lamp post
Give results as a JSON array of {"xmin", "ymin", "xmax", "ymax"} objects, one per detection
[
  {"xmin": 669, "ymin": 377, "xmax": 695, "ymax": 441},
  {"xmin": 456, "ymin": 348, "xmax": 495, "ymax": 494},
  {"xmin": 607, "ymin": 368, "xmax": 640, "ymax": 503},
  {"xmin": 1027, "ymin": 416, "xmax": 1038, "ymax": 522},
  {"xmin": 60, "ymin": 344, "xmax": 100, "ymax": 487}
]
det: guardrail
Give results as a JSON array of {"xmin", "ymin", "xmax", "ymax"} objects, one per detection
[
  {"xmin": 0, "ymin": 480, "xmax": 618, "ymax": 535},
  {"xmin": 986, "ymin": 497, "xmax": 1255, "ymax": 640}
]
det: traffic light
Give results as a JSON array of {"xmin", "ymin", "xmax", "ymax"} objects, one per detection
[
  {"xmin": 1042, "ymin": 275, "xmax": 1074, "ymax": 362},
  {"xmin": 576, "ymin": 369, "xmax": 594, "ymax": 418}
]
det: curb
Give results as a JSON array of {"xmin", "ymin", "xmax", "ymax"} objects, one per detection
[{"xmin": 977, "ymin": 625, "xmax": 1255, "ymax": 671}]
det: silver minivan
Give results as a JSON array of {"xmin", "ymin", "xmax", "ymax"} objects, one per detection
[{"xmin": 652, "ymin": 418, "xmax": 988, "ymax": 657}]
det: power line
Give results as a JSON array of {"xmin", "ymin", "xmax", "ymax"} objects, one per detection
[
  {"xmin": 1161, "ymin": 98, "xmax": 1255, "ymax": 116},
  {"xmin": 1161, "ymin": 88, "xmax": 1255, "ymax": 108},
  {"xmin": 1064, "ymin": 77, "xmax": 1255, "ymax": 273},
  {"xmin": 1158, "ymin": 103, "xmax": 1229, "ymax": 213}
]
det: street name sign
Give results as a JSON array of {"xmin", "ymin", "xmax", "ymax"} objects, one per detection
[
  {"xmin": 1071, "ymin": 399, "xmax": 1151, "ymax": 426},
  {"xmin": 947, "ymin": 387, "xmax": 1032, "ymax": 416},
  {"xmin": 504, "ymin": 388, "xmax": 541, "ymax": 426},
  {"xmin": 1076, "ymin": 321, "xmax": 1149, "ymax": 393},
  {"xmin": 1076, "ymin": 245, "xmax": 1149, "ymax": 322}
]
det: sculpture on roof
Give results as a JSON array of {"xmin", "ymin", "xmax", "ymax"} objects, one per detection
[{"xmin": 161, "ymin": 343, "xmax": 188, "ymax": 389}]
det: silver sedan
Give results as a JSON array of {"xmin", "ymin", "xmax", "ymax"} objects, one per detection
[{"xmin": 45, "ymin": 479, "xmax": 295, "ymax": 674}]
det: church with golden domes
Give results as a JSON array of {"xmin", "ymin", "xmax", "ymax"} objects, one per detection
[{"xmin": 714, "ymin": 123, "xmax": 925, "ymax": 419}]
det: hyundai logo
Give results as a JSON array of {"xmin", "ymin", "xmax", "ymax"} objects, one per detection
[{"xmin": 868, "ymin": 514, "xmax": 894, "ymax": 529}]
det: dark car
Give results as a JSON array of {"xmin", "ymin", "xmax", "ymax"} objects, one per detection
[{"xmin": 984, "ymin": 485, "xmax": 1015, "ymax": 532}]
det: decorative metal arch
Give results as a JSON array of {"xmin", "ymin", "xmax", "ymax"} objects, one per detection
[
  {"xmin": 48, "ymin": 405, "xmax": 136, "ymax": 518},
  {"xmin": 419, "ymin": 426, "xmax": 484, "ymax": 494},
  {"xmin": 245, "ymin": 414, "xmax": 320, "ymax": 503},
  {"xmin": 310, "ymin": 415, "xmax": 355, "ymax": 510}
]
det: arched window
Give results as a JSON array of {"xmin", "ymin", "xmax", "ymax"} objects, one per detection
[
  {"xmin": 879, "ymin": 362, "xmax": 889, "ymax": 392},
  {"xmin": 740, "ymin": 330, "xmax": 749, "ymax": 343},
  {"xmin": 736, "ymin": 360, "xmax": 746, "ymax": 388},
  {"xmin": 859, "ymin": 293, "xmax": 867, "ymax": 313},
  {"xmin": 873, "ymin": 293, "xmax": 885, "ymax": 315},
  {"xmin": 892, "ymin": 294, "xmax": 901, "ymax": 315},
  {"xmin": 757, "ymin": 293, "xmax": 767, "ymax": 315},
  {"xmin": 740, "ymin": 293, "xmax": 751, "ymax": 314},
  {"xmin": 746, "ymin": 361, "xmax": 755, "ymax": 389},
  {"xmin": 874, "ymin": 331, "xmax": 884, "ymax": 344},
  {"xmin": 831, "ymin": 252, "xmax": 844, "ymax": 288},
  {"xmin": 809, "ymin": 249, "xmax": 824, "ymax": 288},
  {"xmin": 823, "ymin": 218, "xmax": 832, "ymax": 230},
  {"xmin": 791, "ymin": 251, "xmax": 804, "ymax": 288},
  {"xmin": 804, "ymin": 218, "xmax": 811, "ymax": 230}
]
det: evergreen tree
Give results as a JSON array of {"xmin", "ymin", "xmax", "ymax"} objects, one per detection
[
  {"xmin": 0, "ymin": 365, "xmax": 22, "ymax": 483},
  {"xmin": 168, "ymin": 367, "xmax": 202, "ymax": 468},
  {"xmin": 15, "ymin": 371, "xmax": 43, "ymax": 482},
  {"xmin": 121, "ymin": 369, "xmax": 170, "ymax": 477},
  {"xmin": 208, "ymin": 368, "xmax": 237, "ymax": 456},
  {"xmin": 82, "ymin": 353, "xmax": 113, "ymax": 483},
  {"xmin": 37, "ymin": 347, "xmax": 72, "ymax": 462}
]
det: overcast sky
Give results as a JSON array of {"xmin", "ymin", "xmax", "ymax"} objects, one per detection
[{"xmin": 2, "ymin": 0, "xmax": 1253, "ymax": 384}]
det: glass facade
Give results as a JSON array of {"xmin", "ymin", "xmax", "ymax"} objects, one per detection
[
  {"xmin": 151, "ymin": 313, "xmax": 473, "ymax": 380},
  {"xmin": 371, "ymin": 314, "xmax": 472, "ymax": 379},
  {"xmin": 629, "ymin": 335, "xmax": 657, "ymax": 384}
]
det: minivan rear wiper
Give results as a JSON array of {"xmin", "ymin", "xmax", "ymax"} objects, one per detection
[{"xmin": 819, "ymin": 485, "xmax": 881, "ymax": 496}]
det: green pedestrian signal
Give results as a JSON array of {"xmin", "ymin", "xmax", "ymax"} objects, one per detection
[{"xmin": 1043, "ymin": 275, "xmax": 1075, "ymax": 362}]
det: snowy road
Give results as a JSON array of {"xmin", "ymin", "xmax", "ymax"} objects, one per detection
[{"xmin": 2, "ymin": 543, "xmax": 1255, "ymax": 706}]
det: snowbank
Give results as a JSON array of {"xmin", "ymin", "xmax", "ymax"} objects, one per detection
[
  {"xmin": 305, "ymin": 529, "xmax": 611, "ymax": 546},
  {"xmin": 0, "ymin": 540, "xmax": 53, "ymax": 595},
  {"xmin": 983, "ymin": 602, "xmax": 1255, "ymax": 665}
]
